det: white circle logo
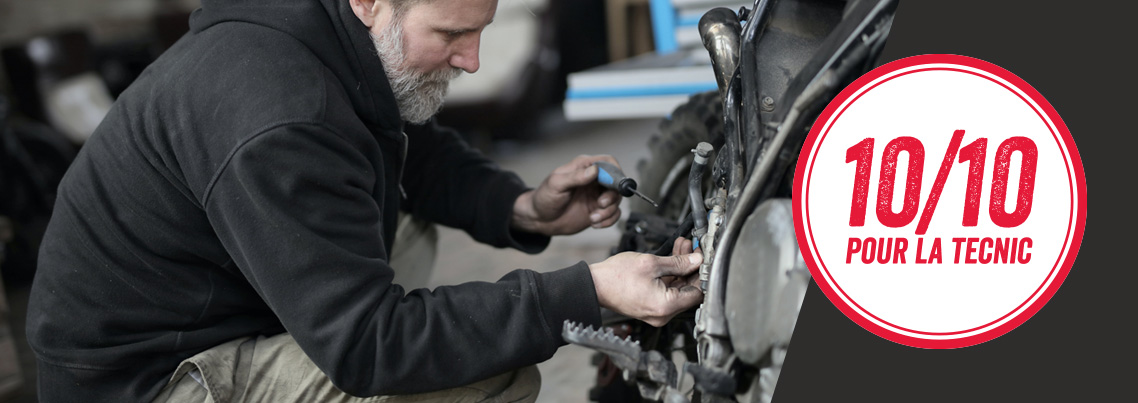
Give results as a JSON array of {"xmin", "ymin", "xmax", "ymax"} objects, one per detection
[{"xmin": 793, "ymin": 54, "xmax": 1087, "ymax": 348}]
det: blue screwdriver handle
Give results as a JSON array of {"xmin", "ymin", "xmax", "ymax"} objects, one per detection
[
  {"xmin": 593, "ymin": 162, "xmax": 658, "ymax": 207},
  {"xmin": 593, "ymin": 162, "xmax": 630, "ymax": 194},
  {"xmin": 594, "ymin": 162, "xmax": 620, "ymax": 187}
]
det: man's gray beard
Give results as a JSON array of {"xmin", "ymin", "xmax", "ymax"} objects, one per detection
[{"xmin": 372, "ymin": 21, "xmax": 462, "ymax": 124}]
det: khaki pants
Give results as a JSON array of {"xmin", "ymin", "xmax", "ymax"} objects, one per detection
[
  {"xmin": 151, "ymin": 334, "xmax": 540, "ymax": 403},
  {"xmin": 153, "ymin": 214, "xmax": 540, "ymax": 402},
  {"xmin": 388, "ymin": 211, "xmax": 439, "ymax": 289}
]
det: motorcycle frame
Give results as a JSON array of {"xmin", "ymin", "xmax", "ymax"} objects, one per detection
[{"xmin": 691, "ymin": 0, "xmax": 897, "ymax": 398}]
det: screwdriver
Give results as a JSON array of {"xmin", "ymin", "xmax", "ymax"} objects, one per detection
[{"xmin": 593, "ymin": 161, "xmax": 658, "ymax": 207}]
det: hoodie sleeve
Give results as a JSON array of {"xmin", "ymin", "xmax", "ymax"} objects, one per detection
[
  {"xmin": 202, "ymin": 122, "xmax": 601, "ymax": 396},
  {"xmin": 399, "ymin": 120, "xmax": 550, "ymax": 253}
]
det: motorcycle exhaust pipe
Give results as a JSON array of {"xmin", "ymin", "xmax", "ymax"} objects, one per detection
[{"xmin": 698, "ymin": 8, "xmax": 743, "ymax": 100}]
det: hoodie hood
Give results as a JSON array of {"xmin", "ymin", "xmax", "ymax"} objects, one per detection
[{"xmin": 189, "ymin": 0, "xmax": 404, "ymax": 135}]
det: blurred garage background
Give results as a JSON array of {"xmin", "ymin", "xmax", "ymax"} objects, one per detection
[{"xmin": 0, "ymin": 0, "xmax": 736, "ymax": 401}]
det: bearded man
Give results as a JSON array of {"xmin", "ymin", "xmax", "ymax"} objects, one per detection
[{"xmin": 26, "ymin": 0, "xmax": 704, "ymax": 402}]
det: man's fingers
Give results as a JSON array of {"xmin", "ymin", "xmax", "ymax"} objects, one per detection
[
  {"xmin": 566, "ymin": 154, "xmax": 628, "ymax": 188},
  {"xmin": 657, "ymin": 285, "xmax": 704, "ymax": 322},
  {"xmin": 682, "ymin": 271, "xmax": 701, "ymax": 287},
  {"xmin": 589, "ymin": 202, "xmax": 620, "ymax": 223},
  {"xmin": 597, "ymin": 190, "xmax": 619, "ymax": 208},
  {"xmin": 672, "ymin": 285, "xmax": 704, "ymax": 307},
  {"xmin": 571, "ymin": 154, "xmax": 620, "ymax": 169},
  {"xmin": 591, "ymin": 207, "xmax": 621, "ymax": 229},
  {"xmin": 674, "ymin": 283, "xmax": 704, "ymax": 298},
  {"xmin": 574, "ymin": 164, "xmax": 599, "ymax": 187},
  {"xmin": 654, "ymin": 253, "xmax": 702, "ymax": 278},
  {"xmin": 546, "ymin": 154, "xmax": 625, "ymax": 201},
  {"xmin": 543, "ymin": 167, "xmax": 592, "ymax": 193},
  {"xmin": 671, "ymin": 237, "xmax": 693, "ymax": 256}
]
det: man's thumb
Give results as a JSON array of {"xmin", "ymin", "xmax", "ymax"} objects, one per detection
[
  {"xmin": 656, "ymin": 253, "xmax": 702, "ymax": 277},
  {"xmin": 577, "ymin": 164, "xmax": 599, "ymax": 185}
]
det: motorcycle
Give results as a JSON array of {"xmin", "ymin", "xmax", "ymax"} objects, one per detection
[{"xmin": 563, "ymin": 0, "xmax": 897, "ymax": 401}]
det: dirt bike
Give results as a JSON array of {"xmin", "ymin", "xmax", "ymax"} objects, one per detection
[{"xmin": 562, "ymin": 0, "xmax": 897, "ymax": 401}]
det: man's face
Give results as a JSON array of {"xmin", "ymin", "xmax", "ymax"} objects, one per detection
[{"xmin": 368, "ymin": 0, "xmax": 497, "ymax": 124}]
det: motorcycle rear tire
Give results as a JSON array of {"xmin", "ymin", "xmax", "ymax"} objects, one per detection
[{"xmin": 633, "ymin": 91, "xmax": 724, "ymax": 219}]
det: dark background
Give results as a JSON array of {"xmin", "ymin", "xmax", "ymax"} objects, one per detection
[{"xmin": 776, "ymin": 1, "xmax": 1135, "ymax": 401}]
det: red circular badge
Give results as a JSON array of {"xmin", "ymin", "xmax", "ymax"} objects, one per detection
[{"xmin": 793, "ymin": 54, "xmax": 1086, "ymax": 348}]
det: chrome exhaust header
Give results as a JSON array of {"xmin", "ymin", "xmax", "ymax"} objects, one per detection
[{"xmin": 698, "ymin": 8, "xmax": 743, "ymax": 100}]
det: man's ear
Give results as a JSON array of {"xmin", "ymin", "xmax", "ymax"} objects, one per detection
[{"xmin": 349, "ymin": 0, "xmax": 393, "ymax": 28}]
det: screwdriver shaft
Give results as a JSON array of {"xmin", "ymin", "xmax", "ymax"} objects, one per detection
[
  {"xmin": 593, "ymin": 161, "xmax": 658, "ymax": 207},
  {"xmin": 632, "ymin": 190, "xmax": 658, "ymax": 207}
]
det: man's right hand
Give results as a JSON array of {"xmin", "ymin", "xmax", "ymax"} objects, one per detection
[{"xmin": 588, "ymin": 238, "xmax": 704, "ymax": 327}]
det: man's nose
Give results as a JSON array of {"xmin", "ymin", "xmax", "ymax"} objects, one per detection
[{"xmin": 449, "ymin": 36, "xmax": 481, "ymax": 74}]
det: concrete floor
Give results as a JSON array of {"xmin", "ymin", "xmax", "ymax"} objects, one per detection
[{"xmin": 0, "ymin": 113, "xmax": 663, "ymax": 402}]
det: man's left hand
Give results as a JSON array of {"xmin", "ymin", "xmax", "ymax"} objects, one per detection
[{"xmin": 512, "ymin": 155, "xmax": 623, "ymax": 236}]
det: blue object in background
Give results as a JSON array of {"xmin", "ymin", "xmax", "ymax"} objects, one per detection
[
  {"xmin": 650, "ymin": 0, "xmax": 679, "ymax": 53},
  {"xmin": 566, "ymin": 82, "xmax": 718, "ymax": 100}
]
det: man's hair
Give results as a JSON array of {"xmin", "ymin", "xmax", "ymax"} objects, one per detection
[{"xmin": 388, "ymin": 0, "xmax": 431, "ymax": 21}]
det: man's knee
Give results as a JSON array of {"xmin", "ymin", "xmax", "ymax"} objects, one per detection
[
  {"xmin": 156, "ymin": 333, "xmax": 544, "ymax": 403},
  {"xmin": 504, "ymin": 366, "xmax": 541, "ymax": 403},
  {"xmin": 389, "ymin": 212, "xmax": 438, "ymax": 289},
  {"xmin": 461, "ymin": 365, "xmax": 540, "ymax": 403}
]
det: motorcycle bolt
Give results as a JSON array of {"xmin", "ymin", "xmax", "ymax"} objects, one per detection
[{"xmin": 761, "ymin": 96, "xmax": 775, "ymax": 112}]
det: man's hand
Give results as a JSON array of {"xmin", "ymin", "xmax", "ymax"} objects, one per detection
[
  {"xmin": 512, "ymin": 155, "xmax": 623, "ymax": 236},
  {"xmin": 590, "ymin": 237, "xmax": 704, "ymax": 327}
]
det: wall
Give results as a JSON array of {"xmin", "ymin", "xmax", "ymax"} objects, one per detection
[
  {"xmin": 0, "ymin": 0, "xmax": 200, "ymax": 98},
  {"xmin": 0, "ymin": 0, "xmax": 199, "ymax": 46}
]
